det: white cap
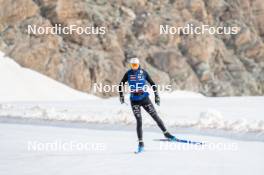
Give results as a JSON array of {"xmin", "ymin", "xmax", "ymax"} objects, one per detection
[{"xmin": 130, "ymin": 57, "xmax": 139, "ymax": 64}]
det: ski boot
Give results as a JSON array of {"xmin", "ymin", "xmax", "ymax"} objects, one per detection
[
  {"xmin": 135, "ymin": 140, "xmax": 144, "ymax": 154},
  {"xmin": 164, "ymin": 131, "xmax": 177, "ymax": 141}
]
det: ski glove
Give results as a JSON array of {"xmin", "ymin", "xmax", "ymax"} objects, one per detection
[
  {"xmin": 120, "ymin": 95, "xmax": 125, "ymax": 104},
  {"xmin": 155, "ymin": 94, "xmax": 160, "ymax": 106}
]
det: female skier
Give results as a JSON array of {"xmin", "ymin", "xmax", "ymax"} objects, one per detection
[{"xmin": 119, "ymin": 57, "xmax": 176, "ymax": 153}]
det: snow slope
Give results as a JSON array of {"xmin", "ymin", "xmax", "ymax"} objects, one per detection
[{"xmin": 0, "ymin": 52, "xmax": 96, "ymax": 101}]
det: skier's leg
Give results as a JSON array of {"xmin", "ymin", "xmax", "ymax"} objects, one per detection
[
  {"xmin": 142, "ymin": 97, "xmax": 167, "ymax": 132},
  {"xmin": 131, "ymin": 103, "xmax": 144, "ymax": 147},
  {"xmin": 142, "ymin": 97, "xmax": 175, "ymax": 139}
]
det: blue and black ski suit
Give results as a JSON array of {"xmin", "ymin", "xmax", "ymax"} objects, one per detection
[{"xmin": 119, "ymin": 68, "xmax": 168, "ymax": 145}]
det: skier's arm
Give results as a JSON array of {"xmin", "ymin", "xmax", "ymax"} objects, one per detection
[
  {"xmin": 145, "ymin": 70, "xmax": 160, "ymax": 105},
  {"xmin": 145, "ymin": 71, "xmax": 158, "ymax": 96},
  {"xmin": 119, "ymin": 71, "xmax": 128, "ymax": 97}
]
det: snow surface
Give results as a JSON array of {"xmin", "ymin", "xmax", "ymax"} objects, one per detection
[
  {"xmin": 1, "ymin": 96, "xmax": 263, "ymax": 140},
  {"xmin": 0, "ymin": 123, "xmax": 264, "ymax": 175},
  {"xmin": 0, "ymin": 51, "xmax": 264, "ymax": 174}
]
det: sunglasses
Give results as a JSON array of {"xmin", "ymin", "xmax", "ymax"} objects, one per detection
[{"xmin": 131, "ymin": 63, "xmax": 139, "ymax": 69}]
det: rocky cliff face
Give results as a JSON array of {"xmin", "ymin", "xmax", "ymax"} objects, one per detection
[{"xmin": 0, "ymin": 0, "xmax": 264, "ymax": 97}]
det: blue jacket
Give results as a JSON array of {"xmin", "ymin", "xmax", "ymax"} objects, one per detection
[{"xmin": 119, "ymin": 68, "xmax": 157, "ymax": 101}]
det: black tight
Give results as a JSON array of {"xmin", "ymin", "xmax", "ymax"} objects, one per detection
[{"xmin": 131, "ymin": 96, "xmax": 167, "ymax": 141}]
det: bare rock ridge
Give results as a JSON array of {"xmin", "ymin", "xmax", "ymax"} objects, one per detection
[{"xmin": 0, "ymin": 0, "xmax": 264, "ymax": 97}]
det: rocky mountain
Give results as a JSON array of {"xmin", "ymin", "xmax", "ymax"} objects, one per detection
[{"xmin": 0, "ymin": 0, "xmax": 264, "ymax": 97}]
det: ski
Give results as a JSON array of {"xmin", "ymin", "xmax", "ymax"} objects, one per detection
[{"xmin": 154, "ymin": 138, "xmax": 204, "ymax": 145}]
